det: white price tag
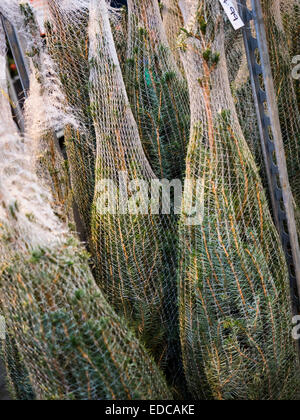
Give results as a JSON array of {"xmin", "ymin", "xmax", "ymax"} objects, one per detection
[{"xmin": 219, "ymin": 0, "xmax": 245, "ymax": 30}]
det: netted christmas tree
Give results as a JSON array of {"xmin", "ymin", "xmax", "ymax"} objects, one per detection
[
  {"xmin": 177, "ymin": 0, "xmax": 300, "ymax": 400},
  {"xmin": 19, "ymin": 3, "xmax": 73, "ymax": 224},
  {"xmin": 160, "ymin": 0, "xmax": 185, "ymax": 75},
  {"xmin": 46, "ymin": 0, "xmax": 96, "ymax": 236},
  {"xmin": 125, "ymin": 0, "xmax": 190, "ymax": 180},
  {"xmin": 279, "ymin": 0, "xmax": 300, "ymax": 111},
  {"xmin": 109, "ymin": 3, "xmax": 129, "ymax": 75},
  {"xmin": 0, "ymin": 24, "xmax": 172, "ymax": 399},
  {"xmin": 88, "ymin": 0, "xmax": 181, "ymax": 377},
  {"xmin": 223, "ymin": 10, "xmax": 266, "ymax": 188},
  {"xmin": 45, "ymin": 0, "xmax": 136, "ymax": 235}
]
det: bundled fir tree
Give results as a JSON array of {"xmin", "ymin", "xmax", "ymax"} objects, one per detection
[
  {"xmin": 125, "ymin": 0, "xmax": 190, "ymax": 180},
  {"xmin": 279, "ymin": 0, "xmax": 300, "ymax": 64},
  {"xmin": 88, "ymin": 0, "xmax": 181, "ymax": 381},
  {"xmin": 0, "ymin": 28, "xmax": 172, "ymax": 399},
  {"xmin": 177, "ymin": 0, "xmax": 300, "ymax": 400}
]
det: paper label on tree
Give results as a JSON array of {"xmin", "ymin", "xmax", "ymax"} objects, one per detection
[{"xmin": 219, "ymin": 0, "xmax": 245, "ymax": 30}]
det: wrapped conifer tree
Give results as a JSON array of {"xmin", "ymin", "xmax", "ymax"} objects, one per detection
[
  {"xmin": 46, "ymin": 0, "xmax": 96, "ymax": 236},
  {"xmin": 224, "ymin": 17, "xmax": 266, "ymax": 188},
  {"xmin": 177, "ymin": 0, "xmax": 300, "ymax": 400},
  {"xmin": 261, "ymin": 0, "xmax": 300, "ymax": 229},
  {"xmin": 125, "ymin": 0, "xmax": 190, "ymax": 180},
  {"xmin": 279, "ymin": 0, "xmax": 300, "ymax": 112}
]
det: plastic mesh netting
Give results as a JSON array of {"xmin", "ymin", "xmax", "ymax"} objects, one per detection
[
  {"xmin": 31, "ymin": 0, "xmax": 184, "ymax": 386},
  {"xmin": 45, "ymin": 0, "xmax": 96, "ymax": 237},
  {"xmin": 223, "ymin": 6, "xmax": 266, "ymax": 187},
  {"xmin": 261, "ymin": 0, "xmax": 300, "ymax": 229},
  {"xmin": 280, "ymin": 0, "xmax": 300, "ymax": 111},
  {"xmin": 280, "ymin": 0, "xmax": 300, "ymax": 74},
  {"xmin": 25, "ymin": 70, "xmax": 73, "ymax": 224},
  {"xmin": 18, "ymin": 2, "xmax": 77, "ymax": 226},
  {"xmin": 87, "ymin": 0, "xmax": 182, "ymax": 378},
  {"xmin": 125, "ymin": 0, "xmax": 190, "ymax": 181},
  {"xmin": 177, "ymin": 0, "xmax": 300, "ymax": 400},
  {"xmin": 109, "ymin": 4, "xmax": 128, "ymax": 74},
  {"xmin": 0, "ymin": 22, "xmax": 172, "ymax": 400},
  {"xmin": 0, "ymin": 0, "xmax": 300, "ymax": 401},
  {"xmin": 282, "ymin": 0, "xmax": 300, "ymax": 112},
  {"xmin": 161, "ymin": 0, "xmax": 185, "ymax": 75}
]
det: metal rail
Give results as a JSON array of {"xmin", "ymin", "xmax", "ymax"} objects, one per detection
[{"xmin": 239, "ymin": 0, "xmax": 300, "ymax": 315}]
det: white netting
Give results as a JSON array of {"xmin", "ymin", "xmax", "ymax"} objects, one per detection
[
  {"xmin": 0, "ymin": 19, "xmax": 173, "ymax": 400},
  {"xmin": 88, "ymin": 0, "xmax": 183, "ymax": 383},
  {"xmin": 19, "ymin": 2, "xmax": 75, "ymax": 222},
  {"xmin": 261, "ymin": 0, "xmax": 300, "ymax": 228},
  {"xmin": 177, "ymin": 0, "xmax": 300, "ymax": 400},
  {"xmin": 45, "ymin": 0, "xmax": 96, "ymax": 236},
  {"xmin": 223, "ymin": 5, "xmax": 266, "ymax": 187},
  {"xmin": 161, "ymin": 0, "xmax": 185, "ymax": 74},
  {"xmin": 41, "ymin": 0, "xmax": 185, "ymax": 391},
  {"xmin": 280, "ymin": 0, "xmax": 300, "ymax": 111},
  {"xmin": 124, "ymin": 0, "xmax": 190, "ymax": 180}
]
